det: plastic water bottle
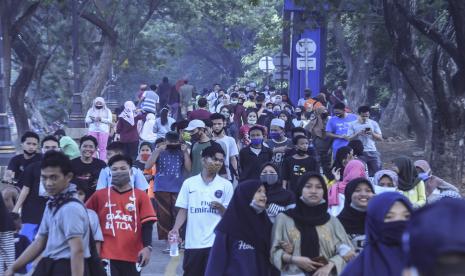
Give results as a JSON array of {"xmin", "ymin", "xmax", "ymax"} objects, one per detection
[{"xmin": 169, "ymin": 233, "xmax": 179, "ymax": 257}]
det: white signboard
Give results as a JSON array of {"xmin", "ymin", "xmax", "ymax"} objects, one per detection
[
  {"xmin": 296, "ymin": 38, "xmax": 317, "ymax": 57},
  {"xmin": 258, "ymin": 56, "xmax": 275, "ymax": 73},
  {"xmin": 296, "ymin": 57, "xmax": 316, "ymax": 70}
]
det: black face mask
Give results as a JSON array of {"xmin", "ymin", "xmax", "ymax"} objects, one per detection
[
  {"xmin": 297, "ymin": 149, "xmax": 307, "ymax": 156},
  {"xmin": 23, "ymin": 150, "xmax": 36, "ymax": 156},
  {"xmin": 256, "ymin": 104, "xmax": 262, "ymax": 109},
  {"xmin": 95, "ymin": 105, "xmax": 103, "ymax": 109},
  {"xmin": 166, "ymin": 144, "xmax": 181, "ymax": 150},
  {"xmin": 321, "ymin": 112, "xmax": 329, "ymax": 119}
]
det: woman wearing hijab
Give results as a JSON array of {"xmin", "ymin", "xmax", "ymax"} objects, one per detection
[
  {"xmin": 85, "ymin": 97, "xmax": 113, "ymax": 160},
  {"xmin": 259, "ymin": 162, "xmax": 295, "ymax": 223},
  {"xmin": 328, "ymin": 159, "xmax": 366, "ymax": 216},
  {"xmin": 413, "ymin": 159, "xmax": 460, "ymax": 203},
  {"xmin": 138, "ymin": 113, "xmax": 157, "ymax": 144},
  {"xmin": 373, "ymin": 170, "xmax": 399, "ymax": 194},
  {"xmin": 116, "ymin": 101, "xmax": 140, "ymax": 159},
  {"xmin": 337, "ymin": 178, "xmax": 375, "ymax": 253},
  {"xmin": 271, "ymin": 172, "xmax": 354, "ymax": 276},
  {"xmin": 205, "ymin": 180, "xmax": 272, "ymax": 276},
  {"xmin": 392, "ymin": 157, "xmax": 426, "ymax": 208},
  {"xmin": 341, "ymin": 192, "xmax": 413, "ymax": 276}
]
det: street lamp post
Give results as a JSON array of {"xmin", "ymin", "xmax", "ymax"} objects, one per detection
[
  {"xmin": 67, "ymin": 0, "xmax": 85, "ymax": 128},
  {"xmin": 0, "ymin": 18, "xmax": 17, "ymax": 165}
]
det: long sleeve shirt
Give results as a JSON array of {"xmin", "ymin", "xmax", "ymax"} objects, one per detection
[
  {"xmin": 85, "ymin": 109, "xmax": 113, "ymax": 133},
  {"xmin": 400, "ymin": 180, "xmax": 426, "ymax": 208}
]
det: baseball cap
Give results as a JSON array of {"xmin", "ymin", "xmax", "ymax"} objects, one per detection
[
  {"xmin": 185, "ymin": 120, "xmax": 206, "ymax": 131},
  {"xmin": 270, "ymin": 118, "xmax": 285, "ymax": 129}
]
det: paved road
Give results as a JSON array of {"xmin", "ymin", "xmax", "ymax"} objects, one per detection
[{"xmin": 142, "ymin": 228, "xmax": 184, "ymax": 276}]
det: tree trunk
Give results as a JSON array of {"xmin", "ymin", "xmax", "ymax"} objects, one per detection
[{"xmin": 81, "ymin": 36, "xmax": 115, "ymax": 110}]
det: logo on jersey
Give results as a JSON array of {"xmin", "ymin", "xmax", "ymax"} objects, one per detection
[{"xmin": 214, "ymin": 190, "xmax": 223, "ymax": 198}]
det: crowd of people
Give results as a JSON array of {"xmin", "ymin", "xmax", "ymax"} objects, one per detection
[{"xmin": 0, "ymin": 78, "xmax": 464, "ymax": 276}]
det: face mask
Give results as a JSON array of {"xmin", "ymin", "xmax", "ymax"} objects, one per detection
[
  {"xmin": 230, "ymin": 99, "xmax": 238, "ymax": 104},
  {"xmin": 166, "ymin": 144, "xmax": 181, "ymax": 150},
  {"xmin": 418, "ymin": 172, "xmax": 430, "ymax": 181},
  {"xmin": 182, "ymin": 132, "xmax": 191, "ymax": 142},
  {"xmin": 140, "ymin": 153, "xmax": 151, "ymax": 161},
  {"xmin": 111, "ymin": 171, "xmax": 131, "ymax": 187},
  {"xmin": 190, "ymin": 132, "xmax": 201, "ymax": 142},
  {"xmin": 206, "ymin": 162, "xmax": 222, "ymax": 175},
  {"xmin": 256, "ymin": 104, "xmax": 262, "ymax": 109},
  {"xmin": 250, "ymin": 200, "xmax": 266, "ymax": 213},
  {"xmin": 269, "ymin": 132, "xmax": 281, "ymax": 140},
  {"xmin": 221, "ymin": 112, "xmax": 230, "ymax": 119},
  {"xmin": 260, "ymin": 174, "xmax": 278, "ymax": 185},
  {"xmin": 95, "ymin": 105, "xmax": 103, "ymax": 110},
  {"xmin": 23, "ymin": 150, "xmax": 36, "ymax": 156},
  {"xmin": 374, "ymin": 185, "xmax": 396, "ymax": 194},
  {"xmin": 273, "ymin": 111, "xmax": 280, "ymax": 116},
  {"xmin": 295, "ymin": 112, "xmax": 302, "ymax": 118},
  {"xmin": 336, "ymin": 113, "xmax": 344, "ymax": 118},
  {"xmin": 297, "ymin": 149, "xmax": 307, "ymax": 156},
  {"xmin": 42, "ymin": 148, "xmax": 60, "ymax": 154},
  {"xmin": 275, "ymin": 98, "xmax": 282, "ymax": 104},
  {"xmin": 266, "ymin": 108, "xmax": 273, "ymax": 112},
  {"xmin": 248, "ymin": 118, "xmax": 257, "ymax": 125},
  {"xmin": 321, "ymin": 112, "xmax": 329, "ymax": 119},
  {"xmin": 250, "ymin": 138, "xmax": 263, "ymax": 146},
  {"xmin": 381, "ymin": 220, "xmax": 407, "ymax": 245}
]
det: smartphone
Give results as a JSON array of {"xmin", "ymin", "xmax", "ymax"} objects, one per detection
[{"xmin": 365, "ymin": 127, "xmax": 371, "ymax": 132}]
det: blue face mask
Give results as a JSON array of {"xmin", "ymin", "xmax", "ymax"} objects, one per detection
[
  {"xmin": 269, "ymin": 132, "xmax": 281, "ymax": 140},
  {"xmin": 418, "ymin": 172, "xmax": 430, "ymax": 181},
  {"xmin": 381, "ymin": 220, "xmax": 408, "ymax": 245},
  {"xmin": 250, "ymin": 138, "xmax": 263, "ymax": 146},
  {"xmin": 273, "ymin": 111, "xmax": 280, "ymax": 116}
]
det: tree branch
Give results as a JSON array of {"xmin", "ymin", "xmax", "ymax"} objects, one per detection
[
  {"xmin": 393, "ymin": 0, "xmax": 460, "ymax": 64},
  {"xmin": 80, "ymin": 12, "xmax": 117, "ymax": 43},
  {"xmin": 10, "ymin": 1, "xmax": 41, "ymax": 38},
  {"xmin": 331, "ymin": 14, "xmax": 354, "ymax": 71}
]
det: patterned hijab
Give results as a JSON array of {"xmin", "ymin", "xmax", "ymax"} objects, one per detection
[{"xmin": 119, "ymin": 101, "xmax": 136, "ymax": 126}]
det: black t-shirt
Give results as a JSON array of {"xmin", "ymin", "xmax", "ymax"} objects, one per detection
[
  {"xmin": 14, "ymin": 233, "xmax": 30, "ymax": 274},
  {"xmin": 21, "ymin": 161, "xmax": 48, "ymax": 224},
  {"xmin": 282, "ymin": 155, "xmax": 319, "ymax": 194},
  {"xmin": 7, "ymin": 153, "xmax": 42, "ymax": 187},
  {"xmin": 71, "ymin": 157, "xmax": 106, "ymax": 198}
]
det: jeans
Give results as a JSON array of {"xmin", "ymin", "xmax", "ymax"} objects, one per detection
[
  {"xmin": 313, "ymin": 136, "xmax": 333, "ymax": 179},
  {"xmin": 361, "ymin": 151, "xmax": 381, "ymax": 177}
]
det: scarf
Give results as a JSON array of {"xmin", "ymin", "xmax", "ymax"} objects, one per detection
[
  {"xmin": 47, "ymin": 184, "xmax": 77, "ymax": 210},
  {"xmin": 392, "ymin": 157, "xmax": 421, "ymax": 191},
  {"xmin": 260, "ymin": 162, "xmax": 295, "ymax": 207},
  {"xmin": 337, "ymin": 178, "xmax": 374, "ymax": 235},
  {"xmin": 119, "ymin": 101, "xmax": 136, "ymax": 126},
  {"xmin": 284, "ymin": 173, "xmax": 330, "ymax": 259},
  {"xmin": 329, "ymin": 160, "xmax": 366, "ymax": 206}
]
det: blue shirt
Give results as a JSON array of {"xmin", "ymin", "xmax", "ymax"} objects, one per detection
[
  {"xmin": 325, "ymin": 113, "xmax": 357, "ymax": 156},
  {"xmin": 154, "ymin": 150, "xmax": 184, "ymax": 193}
]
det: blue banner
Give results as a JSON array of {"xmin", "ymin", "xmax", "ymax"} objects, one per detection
[{"xmin": 289, "ymin": 28, "xmax": 325, "ymax": 104}]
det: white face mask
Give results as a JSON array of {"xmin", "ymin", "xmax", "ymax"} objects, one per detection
[
  {"xmin": 248, "ymin": 118, "xmax": 257, "ymax": 125},
  {"xmin": 374, "ymin": 185, "xmax": 397, "ymax": 194}
]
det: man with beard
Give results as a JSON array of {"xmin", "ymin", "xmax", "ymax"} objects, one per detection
[
  {"xmin": 210, "ymin": 113, "xmax": 239, "ymax": 182},
  {"xmin": 169, "ymin": 145, "xmax": 233, "ymax": 276},
  {"xmin": 5, "ymin": 131, "xmax": 41, "ymax": 187},
  {"xmin": 325, "ymin": 102, "xmax": 357, "ymax": 158}
]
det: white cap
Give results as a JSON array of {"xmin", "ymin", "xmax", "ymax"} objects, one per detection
[
  {"xmin": 270, "ymin": 118, "xmax": 285, "ymax": 129},
  {"xmin": 185, "ymin": 119, "xmax": 206, "ymax": 131}
]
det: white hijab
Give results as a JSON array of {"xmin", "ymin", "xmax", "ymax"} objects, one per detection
[
  {"xmin": 119, "ymin": 101, "xmax": 136, "ymax": 126},
  {"xmin": 88, "ymin": 97, "xmax": 110, "ymax": 119}
]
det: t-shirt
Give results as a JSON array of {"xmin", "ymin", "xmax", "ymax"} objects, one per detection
[
  {"xmin": 175, "ymin": 174, "xmax": 233, "ymax": 249},
  {"xmin": 86, "ymin": 188, "xmax": 157, "ymax": 262},
  {"xmin": 213, "ymin": 136, "xmax": 239, "ymax": 180},
  {"xmin": 325, "ymin": 113, "xmax": 358, "ymax": 156},
  {"xmin": 8, "ymin": 153, "xmax": 42, "ymax": 187},
  {"xmin": 282, "ymin": 156, "xmax": 319, "ymax": 193},
  {"xmin": 264, "ymin": 138, "xmax": 293, "ymax": 169},
  {"xmin": 88, "ymin": 208, "xmax": 104, "ymax": 242},
  {"xmin": 155, "ymin": 149, "xmax": 185, "ymax": 193},
  {"xmin": 190, "ymin": 141, "xmax": 215, "ymax": 176},
  {"xmin": 141, "ymin": 90, "xmax": 160, "ymax": 114},
  {"xmin": 14, "ymin": 233, "xmax": 30, "ymax": 274},
  {"xmin": 38, "ymin": 200, "xmax": 91, "ymax": 259},
  {"xmin": 188, "ymin": 109, "xmax": 211, "ymax": 121},
  {"xmin": 96, "ymin": 167, "xmax": 149, "ymax": 191},
  {"xmin": 347, "ymin": 119, "xmax": 382, "ymax": 152},
  {"xmin": 21, "ymin": 161, "xmax": 48, "ymax": 224},
  {"xmin": 71, "ymin": 157, "xmax": 107, "ymax": 198}
]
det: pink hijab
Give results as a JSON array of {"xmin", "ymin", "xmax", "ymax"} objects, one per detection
[{"xmin": 329, "ymin": 160, "xmax": 367, "ymax": 206}]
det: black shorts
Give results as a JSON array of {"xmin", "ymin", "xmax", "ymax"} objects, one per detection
[
  {"xmin": 183, "ymin": 247, "xmax": 211, "ymax": 276},
  {"xmin": 105, "ymin": 259, "xmax": 140, "ymax": 276}
]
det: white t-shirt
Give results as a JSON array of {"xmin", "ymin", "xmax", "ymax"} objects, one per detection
[
  {"xmin": 175, "ymin": 174, "xmax": 234, "ymax": 249},
  {"xmin": 214, "ymin": 135, "xmax": 239, "ymax": 180}
]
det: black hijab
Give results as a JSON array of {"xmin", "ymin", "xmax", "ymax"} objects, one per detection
[
  {"xmin": 0, "ymin": 196, "xmax": 14, "ymax": 232},
  {"xmin": 260, "ymin": 162, "xmax": 295, "ymax": 207},
  {"xmin": 284, "ymin": 172, "xmax": 331, "ymax": 259},
  {"xmin": 338, "ymin": 178, "xmax": 374, "ymax": 235},
  {"xmin": 392, "ymin": 157, "xmax": 421, "ymax": 191},
  {"xmin": 215, "ymin": 180, "xmax": 272, "ymax": 255}
]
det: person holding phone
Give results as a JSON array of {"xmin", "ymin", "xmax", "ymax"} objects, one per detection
[
  {"xmin": 271, "ymin": 172, "xmax": 354, "ymax": 276},
  {"xmin": 347, "ymin": 105, "xmax": 383, "ymax": 176}
]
